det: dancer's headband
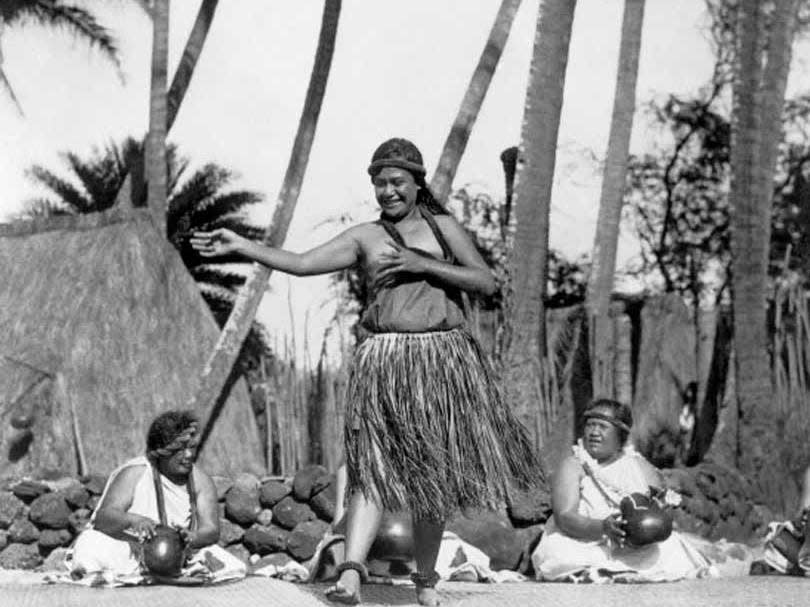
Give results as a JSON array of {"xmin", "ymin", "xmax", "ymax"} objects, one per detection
[{"xmin": 367, "ymin": 158, "xmax": 427, "ymax": 178}]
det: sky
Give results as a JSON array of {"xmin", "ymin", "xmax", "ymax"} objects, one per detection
[{"xmin": 0, "ymin": 0, "xmax": 758, "ymax": 361}]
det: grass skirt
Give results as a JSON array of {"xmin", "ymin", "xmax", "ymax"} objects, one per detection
[{"xmin": 345, "ymin": 328, "xmax": 540, "ymax": 520}]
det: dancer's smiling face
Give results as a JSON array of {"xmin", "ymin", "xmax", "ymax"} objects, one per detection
[{"xmin": 372, "ymin": 167, "xmax": 419, "ymax": 219}]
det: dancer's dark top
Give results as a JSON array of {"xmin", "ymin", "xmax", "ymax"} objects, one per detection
[{"xmin": 360, "ymin": 206, "xmax": 467, "ymax": 333}]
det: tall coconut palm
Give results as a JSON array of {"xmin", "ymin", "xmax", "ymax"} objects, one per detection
[
  {"xmin": 193, "ymin": 0, "xmax": 342, "ymax": 447},
  {"xmin": 430, "ymin": 0, "xmax": 522, "ymax": 203},
  {"xmin": 729, "ymin": 0, "xmax": 799, "ymax": 505},
  {"xmin": 146, "ymin": 0, "xmax": 169, "ymax": 233},
  {"xmin": 23, "ymin": 136, "xmax": 269, "ymax": 374},
  {"xmin": 586, "ymin": 0, "xmax": 645, "ymax": 399},
  {"xmin": 503, "ymin": 0, "xmax": 577, "ymax": 455},
  {"xmin": 0, "ymin": 0, "xmax": 121, "ymax": 114},
  {"xmin": 113, "ymin": 0, "xmax": 220, "ymax": 211}
]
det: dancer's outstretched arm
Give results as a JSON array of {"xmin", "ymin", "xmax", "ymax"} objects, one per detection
[{"xmin": 191, "ymin": 227, "xmax": 361, "ymax": 276}]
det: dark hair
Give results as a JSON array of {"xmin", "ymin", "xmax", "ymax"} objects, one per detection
[
  {"xmin": 146, "ymin": 410, "xmax": 198, "ymax": 453},
  {"xmin": 583, "ymin": 398, "xmax": 633, "ymax": 445},
  {"xmin": 367, "ymin": 137, "xmax": 448, "ymax": 216}
]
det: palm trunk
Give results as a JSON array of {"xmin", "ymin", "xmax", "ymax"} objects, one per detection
[
  {"xmin": 116, "ymin": 0, "xmax": 219, "ymax": 210},
  {"xmin": 167, "ymin": 0, "xmax": 219, "ymax": 130},
  {"xmin": 504, "ymin": 0, "xmax": 577, "ymax": 452},
  {"xmin": 731, "ymin": 0, "xmax": 798, "ymax": 505},
  {"xmin": 586, "ymin": 0, "xmax": 645, "ymax": 399},
  {"xmin": 145, "ymin": 0, "xmax": 169, "ymax": 233},
  {"xmin": 430, "ymin": 0, "xmax": 522, "ymax": 203},
  {"xmin": 195, "ymin": 0, "xmax": 342, "ymax": 447}
]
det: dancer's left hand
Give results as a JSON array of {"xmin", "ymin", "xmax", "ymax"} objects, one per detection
[{"xmin": 376, "ymin": 241, "xmax": 426, "ymax": 281}]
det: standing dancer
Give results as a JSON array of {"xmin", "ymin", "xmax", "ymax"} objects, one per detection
[{"xmin": 192, "ymin": 138, "xmax": 538, "ymax": 605}]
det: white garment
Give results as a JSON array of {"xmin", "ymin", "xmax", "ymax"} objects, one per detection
[
  {"xmin": 532, "ymin": 443, "xmax": 712, "ymax": 583},
  {"xmin": 67, "ymin": 456, "xmax": 245, "ymax": 586}
]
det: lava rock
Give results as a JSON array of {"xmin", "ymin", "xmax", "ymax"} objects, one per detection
[
  {"xmin": 447, "ymin": 509, "xmax": 523, "ymax": 571},
  {"xmin": 259, "ymin": 480, "xmax": 291, "ymax": 508},
  {"xmin": 40, "ymin": 547, "xmax": 70, "ymax": 572},
  {"xmin": 9, "ymin": 518, "xmax": 40, "ymax": 544},
  {"xmin": 218, "ymin": 519, "xmax": 244, "ymax": 547},
  {"xmin": 61, "ymin": 483, "xmax": 90, "ymax": 510},
  {"xmin": 310, "ymin": 483, "xmax": 337, "ymax": 522},
  {"xmin": 86, "ymin": 495, "xmax": 100, "ymax": 512},
  {"xmin": 292, "ymin": 465, "xmax": 330, "ymax": 501},
  {"xmin": 286, "ymin": 519, "xmax": 330, "ymax": 561},
  {"xmin": 242, "ymin": 524, "xmax": 290, "ymax": 556},
  {"xmin": 12, "ymin": 480, "xmax": 50, "ymax": 502},
  {"xmin": 506, "ymin": 484, "xmax": 552, "ymax": 527},
  {"xmin": 225, "ymin": 484, "xmax": 261, "ymax": 526},
  {"xmin": 272, "ymin": 496, "xmax": 316, "ymax": 530},
  {"xmin": 29, "ymin": 493, "xmax": 71, "ymax": 529},
  {"xmin": 80, "ymin": 474, "xmax": 107, "ymax": 496},
  {"xmin": 257, "ymin": 508, "xmax": 274, "ymax": 527},
  {"xmin": 68, "ymin": 508, "xmax": 91, "ymax": 534},
  {"xmin": 0, "ymin": 491, "xmax": 26, "ymax": 529},
  {"xmin": 38, "ymin": 528, "xmax": 73, "ymax": 551},
  {"xmin": 0, "ymin": 542, "xmax": 42, "ymax": 569},
  {"xmin": 0, "ymin": 530, "xmax": 8, "ymax": 551}
]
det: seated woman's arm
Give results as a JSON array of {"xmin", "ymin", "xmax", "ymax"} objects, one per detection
[
  {"xmin": 183, "ymin": 468, "xmax": 219, "ymax": 549},
  {"xmin": 93, "ymin": 465, "xmax": 158, "ymax": 541},
  {"xmin": 552, "ymin": 456, "xmax": 624, "ymax": 543}
]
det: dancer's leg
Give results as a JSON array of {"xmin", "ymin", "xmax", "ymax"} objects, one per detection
[{"xmin": 412, "ymin": 518, "xmax": 445, "ymax": 606}]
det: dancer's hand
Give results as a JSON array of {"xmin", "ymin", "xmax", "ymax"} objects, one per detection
[
  {"xmin": 376, "ymin": 240, "xmax": 427, "ymax": 281},
  {"xmin": 601, "ymin": 513, "xmax": 626, "ymax": 546},
  {"xmin": 190, "ymin": 228, "xmax": 246, "ymax": 258}
]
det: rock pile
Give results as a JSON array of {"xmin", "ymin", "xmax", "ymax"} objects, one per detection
[
  {"xmin": 662, "ymin": 461, "xmax": 771, "ymax": 543},
  {"xmin": 0, "ymin": 476, "xmax": 102, "ymax": 569},
  {"xmin": 0, "ymin": 465, "xmax": 553, "ymax": 573}
]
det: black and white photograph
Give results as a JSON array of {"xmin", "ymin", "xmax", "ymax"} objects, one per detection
[{"xmin": 1, "ymin": 1, "xmax": 809, "ymax": 605}]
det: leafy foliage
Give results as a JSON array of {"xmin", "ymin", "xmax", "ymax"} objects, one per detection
[
  {"xmin": 22, "ymin": 136, "xmax": 271, "ymax": 374},
  {"xmin": 0, "ymin": 0, "xmax": 122, "ymax": 112}
]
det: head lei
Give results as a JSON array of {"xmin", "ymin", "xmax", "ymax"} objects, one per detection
[
  {"xmin": 582, "ymin": 400, "xmax": 633, "ymax": 434},
  {"xmin": 367, "ymin": 138, "xmax": 427, "ymax": 180},
  {"xmin": 146, "ymin": 411, "xmax": 199, "ymax": 461}
]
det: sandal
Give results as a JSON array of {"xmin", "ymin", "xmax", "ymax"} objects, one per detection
[{"xmin": 325, "ymin": 561, "xmax": 367, "ymax": 605}]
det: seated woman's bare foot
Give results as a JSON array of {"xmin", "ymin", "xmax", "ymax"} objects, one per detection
[
  {"xmin": 325, "ymin": 569, "xmax": 361, "ymax": 605},
  {"xmin": 415, "ymin": 586, "xmax": 440, "ymax": 606}
]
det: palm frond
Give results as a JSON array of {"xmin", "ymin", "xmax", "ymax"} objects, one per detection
[
  {"xmin": 16, "ymin": 197, "xmax": 73, "ymax": 219},
  {"xmin": 169, "ymin": 164, "xmax": 233, "ymax": 219},
  {"xmin": 12, "ymin": 1, "xmax": 122, "ymax": 72},
  {"xmin": 63, "ymin": 150, "xmax": 119, "ymax": 210},
  {"xmin": 183, "ymin": 191, "xmax": 263, "ymax": 227},
  {"xmin": 25, "ymin": 164, "xmax": 91, "ymax": 212},
  {"xmin": 191, "ymin": 265, "xmax": 247, "ymax": 291},
  {"xmin": 0, "ymin": 66, "xmax": 24, "ymax": 115}
]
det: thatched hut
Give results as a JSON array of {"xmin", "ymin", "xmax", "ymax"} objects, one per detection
[{"xmin": 0, "ymin": 209, "xmax": 264, "ymax": 478}]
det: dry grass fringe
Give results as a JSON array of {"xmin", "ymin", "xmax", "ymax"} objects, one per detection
[{"xmin": 344, "ymin": 328, "xmax": 539, "ymax": 521}]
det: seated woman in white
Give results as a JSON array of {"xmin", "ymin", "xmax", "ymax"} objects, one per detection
[
  {"xmin": 69, "ymin": 410, "xmax": 245, "ymax": 585},
  {"xmin": 532, "ymin": 399, "xmax": 712, "ymax": 583}
]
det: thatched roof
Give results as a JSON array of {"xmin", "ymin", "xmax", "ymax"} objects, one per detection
[{"xmin": 0, "ymin": 209, "xmax": 264, "ymax": 477}]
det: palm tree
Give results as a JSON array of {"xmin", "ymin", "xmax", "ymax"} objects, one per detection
[
  {"xmin": 430, "ymin": 0, "xmax": 522, "ymax": 203},
  {"xmin": 586, "ymin": 0, "xmax": 645, "ymax": 399},
  {"xmin": 503, "ymin": 0, "xmax": 577, "ymax": 457},
  {"xmin": 729, "ymin": 0, "xmax": 799, "ymax": 507},
  {"xmin": 0, "ymin": 0, "xmax": 121, "ymax": 114},
  {"xmin": 23, "ymin": 136, "xmax": 269, "ymax": 374},
  {"xmin": 191, "ymin": 0, "xmax": 342, "ymax": 448},
  {"xmin": 146, "ymin": 0, "xmax": 169, "ymax": 233}
]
